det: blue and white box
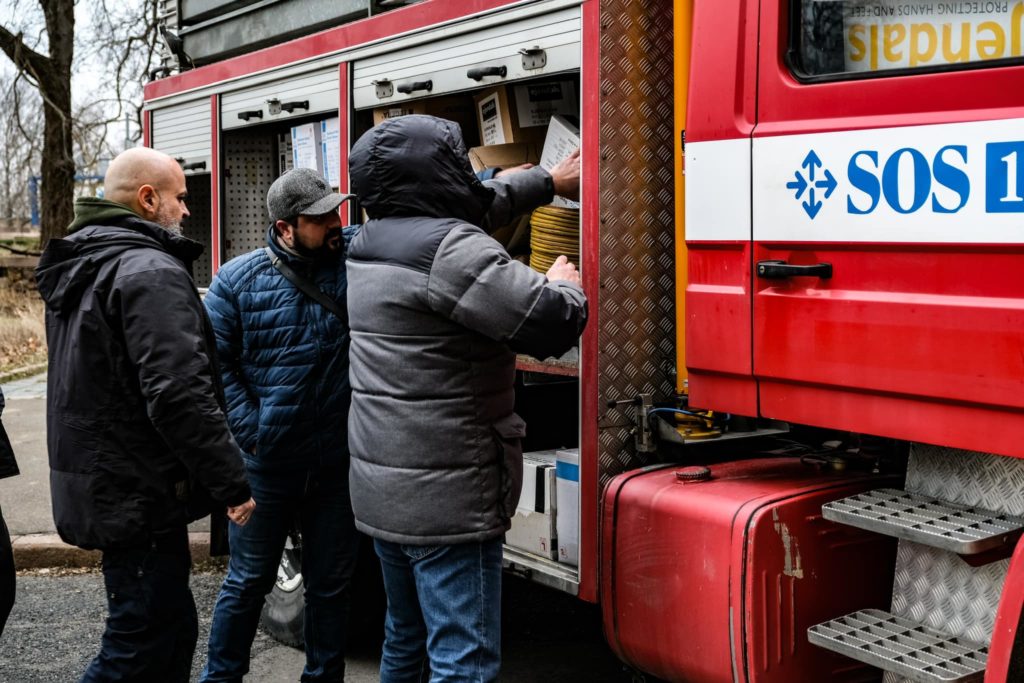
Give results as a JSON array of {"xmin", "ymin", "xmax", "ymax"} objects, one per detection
[{"xmin": 555, "ymin": 448, "xmax": 579, "ymax": 566}]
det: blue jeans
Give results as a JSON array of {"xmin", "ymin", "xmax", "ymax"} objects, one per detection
[
  {"xmin": 374, "ymin": 537, "xmax": 502, "ymax": 683},
  {"xmin": 81, "ymin": 526, "xmax": 197, "ymax": 683},
  {"xmin": 202, "ymin": 463, "xmax": 358, "ymax": 683}
]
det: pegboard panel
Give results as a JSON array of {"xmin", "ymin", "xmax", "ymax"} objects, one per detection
[
  {"xmin": 183, "ymin": 174, "xmax": 213, "ymax": 287},
  {"xmin": 223, "ymin": 132, "xmax": 277, "ymax": 261}
]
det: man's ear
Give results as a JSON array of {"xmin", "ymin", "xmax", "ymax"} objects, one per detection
[
  {"xmin": 137, "ymin": 184, "xmax": 158, "ymax": 219},
  {"xmin": 274, "ymin": 219, "xmax": 294, "ymax": 244}
]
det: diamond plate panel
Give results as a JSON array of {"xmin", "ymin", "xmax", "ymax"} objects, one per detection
[
  {"xmin": 597, "ymin": 1, "xmax": 676, "ymax": 485},
  {"xmin": 906, "ymin": 445, "xmax": 1024, "ymax": 517},
  {"xmin": 223, "ymin": 132, "xmax": 278, "ymax": 262},
  {"xmin": 884, "ymin": 444, "xmax": 1018, "ymax": 683},
  {"xmin": 183, "ymin": 174, "xmax": 213, "ymax": 287}
]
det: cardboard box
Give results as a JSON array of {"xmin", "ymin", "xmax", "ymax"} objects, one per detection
[
  {"xmin": 512, "ymin": 80, "xmax": 578, "ymax": 129},
  {"xmin": 467, "ymin": 143, "xmax": 542, "ymax": 174},
  {"xmin": 555, "ymin": 448, "xmax": 579, "ymax": 566},
  {"xmin": 474, "ymin": 87, "xmax": 516, "ymax": 146},
  {"xmin": 373, "ymin": 104, "xmax": 418, "ymax": 125},
  {"xmin": 474, "ymin": 81, "xmax": 579, "ymax": 146},
  {"xmin": 473, "ymin": 87, "xmax": 544, "ymax": 147},
  {"xmin": 506, "ymin": 451, "xmax": 558, "ymax": 560},
  {"xmin": 539, "ymin": 115, "xmax": 581, "ymax": 209},
  {"xmin": 373, "ymin": 95, "xmax": 478, "ymax": 141}
]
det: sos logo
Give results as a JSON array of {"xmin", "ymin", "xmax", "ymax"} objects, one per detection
[{"xmin": 844, "ymin": 142, "xmax": 1024, "ymax": 215}]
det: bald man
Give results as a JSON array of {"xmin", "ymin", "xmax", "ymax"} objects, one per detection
[{"xmin": 35, "ymin": 147, "xmax": 255, "ymax": 683}]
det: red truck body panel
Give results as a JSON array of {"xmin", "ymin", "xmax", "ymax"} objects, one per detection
[{"xmin": 601, "ymin": 458, "xmax": 897, "ymax": 683}]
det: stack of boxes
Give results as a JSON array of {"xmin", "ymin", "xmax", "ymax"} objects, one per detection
[
  {"xmin": 368, "ymin": 78, "xmax": 580, "ymax": 182},
  {"xmin": 504, "ymin": 448, "xmax": 579, "ymax": 567},
  {"xmin": 468, "ymin": 79, "xmax": 578, "ymax": 176}
]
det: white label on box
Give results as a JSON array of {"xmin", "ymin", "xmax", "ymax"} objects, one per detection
[
  {"xmin": 320, "ymin": 117, "xmax": 341, "ymax": 188},
  {"xmin": 291, "ymin": 123, "xmax": 321, "ymax": 173},
  {"xmin": 540, "ymin": 115, "xmax": 581, "ymax": 209},
  {"xmin": 514, "ymin": 81, "xmax": 578, "ymax": 128},
  {"xmin": 478, "ymin": 91, "xmax": 508, "ymax": 146}
]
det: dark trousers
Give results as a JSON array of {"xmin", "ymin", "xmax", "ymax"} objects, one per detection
[
  {"xmin": 202, "ymin": 463, "xmax": 358, "ymax": 683},
  {"xmin": 80, "ymin": 525, "xmax": 198, "ymax": 683},
  {"xmin": 0, "ymin": 506, "xmax": 14, "ymax": 635}
]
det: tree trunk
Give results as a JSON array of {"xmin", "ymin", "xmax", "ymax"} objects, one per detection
[
  {"xmin": 38, "ymin": 0, "xmax": 76, "ymax": 246},
  {"xmin": 39, "ymin": 82, "xmax": 74, "ymax": 246}
]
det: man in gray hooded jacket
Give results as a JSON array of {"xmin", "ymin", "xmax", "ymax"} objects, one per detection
[{"xmin": 347, "ymin": 115, "xmax": 587, "ymax": 682}]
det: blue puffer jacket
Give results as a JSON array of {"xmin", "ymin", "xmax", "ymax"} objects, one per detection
[{"xmin": 204, "ymin": 226, "xmax": 359, "ymax": 470}]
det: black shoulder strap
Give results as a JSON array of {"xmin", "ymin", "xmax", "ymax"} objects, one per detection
[{"xmin": 264, "ymin": 246, "xmax": 348, "ymax": 326}]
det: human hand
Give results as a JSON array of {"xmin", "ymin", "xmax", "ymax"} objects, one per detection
[
  {"xmin": 494, "ymin": 163, "xmax": 535, "ymax": 177},
  {"xmin": 548, "ymin": 148, "xmax": 580, "ymax": 200},
  {"xmin": 546, "ymin": 255, "xmax": 581, "ymax": 286},
  {"xmin": 227, "ymin": 498, "xmax": 256, "ymax": 526}
]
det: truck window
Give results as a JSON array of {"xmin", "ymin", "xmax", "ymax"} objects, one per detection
[{"xmin": 790, "ymin": 0, "xmax": 1024, "ymax": 79}]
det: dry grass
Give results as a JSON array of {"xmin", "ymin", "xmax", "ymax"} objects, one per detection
[{"xmin": 0, "ymin": 278, "xmax": 46, "ymax": 374}]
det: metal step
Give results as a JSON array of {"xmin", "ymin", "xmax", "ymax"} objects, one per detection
[
  {"xmin": 808, "ymin": 609, "xmax": 987, "ymax": 683},
  {"xmin": 821, "ymin": 488, "xmax": 1024, "ymax": 554}
]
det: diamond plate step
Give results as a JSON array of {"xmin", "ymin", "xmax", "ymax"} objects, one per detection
[
  {"xmin": 821, "ymin": 488, "xmax": 1024, "ymax": 554},
  {"xmin": 808, "ymin": 609, "xmax": 987, "ymax": 683}
]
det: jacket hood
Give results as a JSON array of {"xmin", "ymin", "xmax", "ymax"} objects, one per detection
[
  {"xmin": 36, "ymin": 215, "xmax": 202, "ymax": 313},
  {"xmin": 67, "ymin": 197, "xmax": 139, "ymax": 234},
  {"xmin": 349, "ymin": 115, "xmax": 495, "ymax": 225}
]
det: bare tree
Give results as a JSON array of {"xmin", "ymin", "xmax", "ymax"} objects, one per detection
[
  {"xmin": 0, "ymin": 0, "xmax": 74, "ymax": 246},
  {"xmin": 0, "ymin": 0, "xmax": 161, "ymax": 245}
]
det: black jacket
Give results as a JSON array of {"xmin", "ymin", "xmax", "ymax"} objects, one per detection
[
  {"xmin": 36, "ymin": 212, "xmax": 251, "ymax": 550},
  {"xmin": 0, "ymin": 389, "xmax": 18, "ymax": 481}
]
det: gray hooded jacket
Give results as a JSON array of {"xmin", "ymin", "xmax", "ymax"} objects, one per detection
[{"xmin": 347, "ymin": 115, "xmax": 587, "ymax": 545}]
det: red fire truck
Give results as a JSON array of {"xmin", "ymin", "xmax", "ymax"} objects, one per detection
[{"xmin": 144, "ymin": 1, "xmax": 1024, "ymax": 680}]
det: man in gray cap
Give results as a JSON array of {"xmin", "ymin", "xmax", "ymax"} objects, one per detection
[{"xmin": 201, "ymin": 167, "xmax": 360, "ymax": 682}]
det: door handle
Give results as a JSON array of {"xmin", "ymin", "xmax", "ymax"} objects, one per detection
[
  {"xmin": 467, "ymin": 65, "xmax": 507, "ymax": 81},
  {"xmin": 397, "ymin": 80, "xmax": 432, "ymax": 94},
  {"xmin": 756, "ymin": 260, "xmax": 833, "ymax": 279}
]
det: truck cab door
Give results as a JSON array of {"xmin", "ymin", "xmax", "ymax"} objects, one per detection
[
  {"xmin": 751, "ymin": 1, "xmax": 1024, "ymax": 456},
  {"xmin": 684, "ymin": 0, "xmax": 761, "ymax": 416}
]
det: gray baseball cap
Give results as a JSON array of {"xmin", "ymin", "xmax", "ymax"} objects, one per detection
[{"xmin": 267, "ymin": 167, "xmax": 354, "ymax": 223}]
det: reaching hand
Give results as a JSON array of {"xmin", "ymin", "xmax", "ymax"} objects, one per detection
[
  {"xmin": 227, "ymin": 498, "xmax": 256, "ymax": 526},
  {"xmin": 546, "ymin": 255, "xmax": 581, "ymax": 286},
  {"xmin": 548, "ymin": 148, "xmax": 581, "ymax": 200}
]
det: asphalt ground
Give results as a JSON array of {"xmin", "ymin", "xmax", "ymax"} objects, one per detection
[{"xmin": 0, "ymin": 570, "xmax": 633, "ymax": 682}]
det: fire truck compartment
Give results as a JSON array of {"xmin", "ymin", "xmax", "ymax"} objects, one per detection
[{"xmin": 601, "ymin": 457, "xmax": 899, "ymax": 683}]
